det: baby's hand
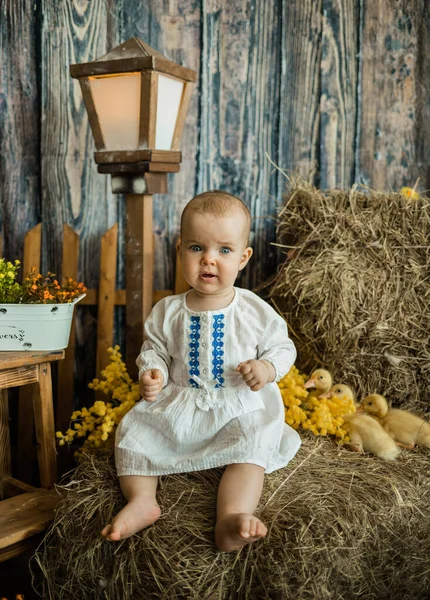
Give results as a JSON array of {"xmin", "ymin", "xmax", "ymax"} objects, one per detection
[
  {"xmin": 236, "ymin": 359, "xmax": 275, "ymax": 391},
  {"xmin": 140, "ymin": 369, "xmax": 164, "ymax": 402}
]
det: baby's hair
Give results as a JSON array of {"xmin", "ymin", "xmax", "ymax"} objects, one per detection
[{"xmin": 181, "ymin": 190, "xmax": 252, "ymax": 246}]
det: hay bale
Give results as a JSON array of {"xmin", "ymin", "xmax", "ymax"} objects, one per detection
[
  {"xmin": 268, "ymin": 182, "xmax": 430, "ymax": 411},
  {"xmin": 33, "ymin": 439, "xmax": 430, "ymax": 599}
]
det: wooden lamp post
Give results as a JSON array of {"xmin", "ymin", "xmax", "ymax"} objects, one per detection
[{"xmin": 70, "ymin": 38, "xmax": 196, "ymax": 375}]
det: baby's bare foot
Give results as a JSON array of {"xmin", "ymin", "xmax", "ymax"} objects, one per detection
[
  {"xmin": 101, "ymin": 499, "xmax": 161, "ymax": 541},
  {"xmin": 215, "ymin": 513, "xmax": 267, "ymax": 552}
]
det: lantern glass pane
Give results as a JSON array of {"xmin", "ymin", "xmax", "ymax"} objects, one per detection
[
  {"xmin": 156, "ymin": 75, "xmax": 184, "ymax": 150},
  {"xmin": 89, "ymin": 73, "xmax": 141, "ymax": 150}
]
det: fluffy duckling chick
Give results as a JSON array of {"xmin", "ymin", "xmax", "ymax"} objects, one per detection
[
  {"xmin": 319, "ymin": 383, "xmax": 354, "ymax": 401},
  {"xmin": 361, "ymin": 394, "xmax": 430, "ymax": 450},
  {"xmin": 304, "ymin": 368, "xmax": 333, "ymax": 400},
  {"xmin": 326, "ymin": 385, "xmax": 401, "ymax": 461}
]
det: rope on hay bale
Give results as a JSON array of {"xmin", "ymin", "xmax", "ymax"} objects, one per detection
[
  {"xmin": 33, "ymin": 437, "xmax": 430, "ymax": 600},
  {"xmin": 267, "ymin": 180, "xmax": 430, "ymax": 412}
]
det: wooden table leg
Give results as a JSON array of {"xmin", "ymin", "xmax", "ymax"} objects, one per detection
[
  {"xmin": 0, "ymin": 389, "xmax": 11, "ymax": 499},
  {"xmin": 31, "ymin": 363, "xmax": 56, "ymax": 489}
]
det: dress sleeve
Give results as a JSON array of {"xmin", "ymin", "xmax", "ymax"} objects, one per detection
[
  {"xmin": 257, "ymin": 312, "xmax": 297, "ymax": 382},
  {"xmin": 136, "ymin": 302, "xmax": 171, "ymax": 386}
]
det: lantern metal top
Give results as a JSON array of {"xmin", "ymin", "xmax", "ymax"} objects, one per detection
[{"xmin": 70, "ymin": 37, "xmax": 196, "ymax": 82}]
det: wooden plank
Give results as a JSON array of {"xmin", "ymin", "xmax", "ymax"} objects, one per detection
[
  {"xmin": 356, "ymin": 0, "xmax": 424, "ymax": 189},
  {"xmin": 32, "ymin": 363, "xmax": 57, "ymax": 489},
  {"xmin": 57, "ymin": 224, "xmax": 79, "ymax": 431},
  {"xmin": 3, "ymin": 477, "xmax": 38, "ymax": 498},
  {"xmin": 0, "ymin": 534, "xmax": 42, "ymax": 563},
  {"xmin": 319, "ymin": 0, "xmax": 359, "ymax": 189},
  {"xmin": 79, "ymin": 288, "xmax": 173, "ymax": 306},
  {"xmin": 171, "ymin": 81, "xmax": 194, "ymax": 151},
  {"xmin": 143, "ymin": 172, "xmax": 169, "ymax": 194},
  {"xmin": 198, "ymin": 0, "xmax": 287, "ymax": 289},
  {"xmin": 70, "ymin": 55, "xmax": 197, "ymax": 82},
  {"xmin": 278, "ymin": 0, "xmax": 322, "ymax": 183},
  {"xmin": 97, "ymin": 161, "xmax": 180, "ymax": 174},
  {"xmin": 79, "ymin": 77, "xmax": 106, "ymax": 150},
  {"xmin": 121, "ymin": 1, "xmax": 201, "ymax": 298},
  {"xmin": 413, "ymin": 1, "xmax": 430, "ymax": 190},
  {"xmin": 0, "ymin": 489, "xmax": 59, "ymax": 550},
  {"xmin": 125, "ymin": 194, "xmax": 154, "ymax": 376},
  {"xmin": 0, "ymin": 390, "xmax": 11, "ymax": 496},
  {"xmin": 0, "ymin": 0, "xmax": 40, "ymax": 263},
  {"xmin": 95, "ymin": 149, "xmax": 181, "ymax": 164},
  {"xmin": 22, "ymin": 223, "xmax": 42, "ymax": 277},
  {"xmin": 18, "ymin": 223, "xmax": 42, "ymax": 483},
  {"xmin": 96, "ymin": 223, "xmax": 118, "ymax": 382},
  {"xmin": 0, "ymin": 366, "xmax": 38, "ymax": 390},
  {"xmin": 41, "ymin": 0, "xmax": 119, "ymax": 418},
  {"xmin": 139, "ymin": 71, "xmax": 158, "ymax": 148},
  {"xmin": 0, "ymin": 351, "xmax": 64, "ymax": 370}
]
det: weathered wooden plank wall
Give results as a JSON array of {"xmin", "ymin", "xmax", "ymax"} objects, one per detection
[{"xmin": 1, "ymin": 0, "xmax": 429, "ymax": 404}]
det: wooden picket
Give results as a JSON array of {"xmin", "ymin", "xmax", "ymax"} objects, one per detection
[
  {"xmin": 17, "ymin": 224, "xmax": 42, "ymax": 481},
  {"xmin": 3, "ymin": 222, "xmax": 188, "ymax": 478},
  {"xmin": 57, "ymin": 225, "xmax": 79, "ymax": 431}
]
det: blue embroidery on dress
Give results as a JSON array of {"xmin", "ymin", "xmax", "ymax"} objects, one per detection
[
  {"xmin": 188, "ymin": 316, "xmax": 201, "ymax": 387},
  {"xmin": 212, "ymin": 314, "xmax": 225, "ymax": 387}
]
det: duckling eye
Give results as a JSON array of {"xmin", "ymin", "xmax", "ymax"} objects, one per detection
[
  {"xmin": 368, "ymin": 401, "xmax": 372, "ymax": 406},
  {"xmin": 318, "ymin": 376, "xmax": 323, "ymax": 380},
  {"xmin": 336, "ymin": 388, "xmax": 341, "ymax": 393}
]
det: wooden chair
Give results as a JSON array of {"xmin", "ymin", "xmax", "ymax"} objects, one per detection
[{"xmin": 0, "ymin": 351, "xmax": 64, "ymax": 562}]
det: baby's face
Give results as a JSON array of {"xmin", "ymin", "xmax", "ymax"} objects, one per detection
[{"xmin": 178, "ymin": 210, "xmax": 252, "ymax": 297}]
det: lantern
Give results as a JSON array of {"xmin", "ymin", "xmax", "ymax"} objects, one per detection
[{"xmin": 70, "ymin": 38, "xmax": 196, "ymax": 373}]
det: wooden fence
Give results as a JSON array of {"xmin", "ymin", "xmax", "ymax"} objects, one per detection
[{"xmin": 1, "ymin": 223, "xmax": 189, "ymax": 481}]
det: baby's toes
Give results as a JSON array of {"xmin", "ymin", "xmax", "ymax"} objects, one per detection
[
  {"xmin": 107, "ymin": 521, "xmax": 124, "ymax": 541},
  {"xmin": 249, "ymin": 517, "xmax": 266, "ymax": 539},
  {"xmin": 248, "ymin": 517, "xmax": 259, "ymax": 537},
  {"xmin": 101, "ymin": 524, "xmax": 112, "ymax": 538},
  {"xmin": 256, "ymin": 519, "xmax": 267, "ymax": 538},
  {"xmin": 238, "ymin": 515, "xmax": 252, "ymax": 539}
]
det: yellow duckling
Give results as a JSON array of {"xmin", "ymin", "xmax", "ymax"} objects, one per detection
[
  {"xmin": 304, "ymin": 368, "xmax": 333, "ymax": 401},
  {"xmin": 361, "ymin": 394, "xmax": 430, "ymax": 450},
  {"xmin": 325, "ymin": 385, "xmax": 401, "ymax": 461}
]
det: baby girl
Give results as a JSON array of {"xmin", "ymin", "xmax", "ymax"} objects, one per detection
[{"xmin": 101, "ymin": 190, "xmax": 301, "ymax": 551}]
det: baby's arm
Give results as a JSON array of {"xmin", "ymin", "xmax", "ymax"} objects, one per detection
[
  {"xmin": 136, "ymin": 299, "xmax": 171, "ymax": 401},
  {"xmin": 237, "ymin": 304, "xmax": 296, "ymax": 390},
  {"xmin": 236, "ymin": 360, "xmax": 275, "ymax": 391}
]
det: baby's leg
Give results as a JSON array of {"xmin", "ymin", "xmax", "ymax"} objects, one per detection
[
  {"xmin": 101, "ymin": 475, "xmax": 160, "ymax": 541},
  {"xmin": 215, "ymin": 463, "xmax": 266, "ymax": 552}
]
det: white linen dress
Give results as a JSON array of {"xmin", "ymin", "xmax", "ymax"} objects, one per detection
[{"xmin": 115, "ymin": 287, "xmax": 301, "ymax": 476}]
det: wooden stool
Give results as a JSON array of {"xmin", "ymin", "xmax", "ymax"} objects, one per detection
[{"xmin": 0, "ymin": 351, "xmax": 64, "ymax": 562}]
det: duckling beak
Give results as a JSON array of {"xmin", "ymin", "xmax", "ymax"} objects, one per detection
[
  {"xmin": 355, "ymin": 404, "xmax": 364, "ymax": 413},
  {"xmin": 319, "ymin": 391, "xmax": 332, "ymax": 399},
  {"xmin": 304, "ymin": 379, "xmax": 316, "ymax": 389}
]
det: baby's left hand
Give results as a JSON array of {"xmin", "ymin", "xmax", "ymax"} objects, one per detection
[{"xmin": 236, "ymin": 359, "xmax": 275, "ymax": 391}]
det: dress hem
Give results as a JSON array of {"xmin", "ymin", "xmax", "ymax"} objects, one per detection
[{"xmin": 116, "ymin": 457, "xmax": 269, "ymax": 478}]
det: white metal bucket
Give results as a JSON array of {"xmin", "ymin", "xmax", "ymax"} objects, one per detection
[{"xmin": 0, "ymin": 294, "xmax": 86, "ymax": 351}]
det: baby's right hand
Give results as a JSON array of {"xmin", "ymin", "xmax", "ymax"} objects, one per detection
[{"xmin": 140, "ymin": 369, "xmax": 164, "ymax": 402}]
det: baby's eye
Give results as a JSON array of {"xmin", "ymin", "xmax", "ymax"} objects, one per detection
[
  {"xmin": 219, "ymin": 247, "xmax": 231, "ymax": 254},
  {"xmin": 190, "ymin": 245, "xmax": 201, "ymax": 252}
]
